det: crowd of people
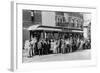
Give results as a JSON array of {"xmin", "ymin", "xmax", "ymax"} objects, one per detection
[{"xmin": 24, "ymin": 35, "xmax": 91, "ymax": 58}]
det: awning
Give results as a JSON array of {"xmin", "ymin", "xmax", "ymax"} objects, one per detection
[{"xmin": 27, "ymin": 25, "xmax": 62, "ymax": 32}]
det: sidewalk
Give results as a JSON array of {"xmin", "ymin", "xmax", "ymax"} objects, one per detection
[{"xmin": 23, "ymin": 49, "xmax": 91, "ymax": 63}]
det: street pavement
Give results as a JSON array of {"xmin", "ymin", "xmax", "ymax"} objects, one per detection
[{"xmin": 22, "ymin": 49, "xmax": 91, "ymax": 63}]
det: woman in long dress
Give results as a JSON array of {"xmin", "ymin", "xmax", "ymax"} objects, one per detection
[
  {"xmin": 78, "ymin": 39, "xmax": 84, "ymax": 50},
  {"xmin": 24, "ymin": 40, "xmax": 31, "ymax": 57},
  {"xmin": 29, "ymin": 37, "xmax": 37, "ymax": 57}
]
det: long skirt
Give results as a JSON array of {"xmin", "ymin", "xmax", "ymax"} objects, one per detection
[{"xmin": 29, "ymin": 48, "xmax": 34, "ymax": 57}]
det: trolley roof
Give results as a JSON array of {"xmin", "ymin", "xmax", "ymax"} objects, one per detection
[{"xmin": 27, "ymin": 24, "xmax": 83, "ymax": 33}]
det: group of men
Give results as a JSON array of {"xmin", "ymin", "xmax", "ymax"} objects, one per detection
[{"xmin": 24, "ymin": 36, "xmax": 91, "ymax": 58}]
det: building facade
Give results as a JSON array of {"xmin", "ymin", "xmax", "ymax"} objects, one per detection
[
  {"xmin": 83, "ymin": 14, "xmax": 91, "ymax": 40},
  {"xmin": 23, "ymin": 10, "xmax": 91, "ymax": 48}
]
